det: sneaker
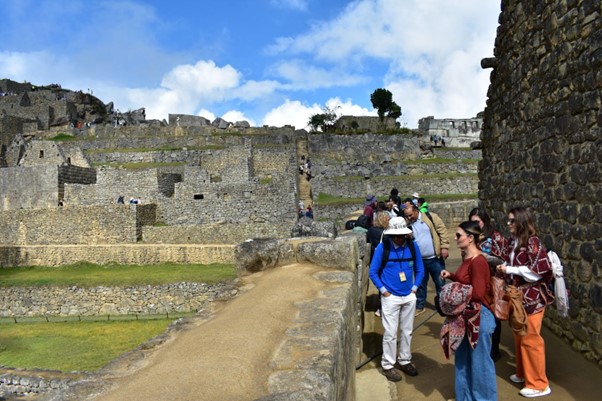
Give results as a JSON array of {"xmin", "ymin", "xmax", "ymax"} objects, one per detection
[
  {"xmin": 519, "ymin": 386, "xmax": 551, "ymax": 398},
  {"xmin": 398, "ymin": 363, "xmax": 418, "ymax": 377},
  {"xmin": 415, "ymin": 308, "xmax": 425, "ymax": 317},
  {"xmin": 510, "ymin": 374, "xmax": 525, "ymax": 383},
  {"xmin": 375, "ymin": 309, "xmax": 381, "ymax": 317},
  {"xmin": 382, "ymin": 368, "xmax": 402, "ymax": 382}
]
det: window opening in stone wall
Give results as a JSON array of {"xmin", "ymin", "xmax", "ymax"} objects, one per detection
[
  {"xmin": 450, "ymin": 121, "xmax": 455, "ymax": 128},
  {"xmin": 39, "ymin": 150, "xmax": 44, "ymax": 158},
  {"xmin": 1, "ymin": 144, "xmax": 6, "ymax": 158},
  {"xmin": 67, "ymin": 157, "xmax": 71, "ymax": 164},
  {"xmin": 193, "ymin": 194, "xmax": 204, "ymax": 200}
]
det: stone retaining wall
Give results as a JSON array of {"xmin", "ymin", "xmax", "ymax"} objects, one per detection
[
  {"xmin": 0, "ymin": 282, "xmax": 232, "ymax": 317},
  {"xmin": 0, "ymin": 244, "xmax": 234, "ymax": 267},
  {"xmin": 0, "ymin": 205, "xmax": 140, "ymax": 245},
  {"xmin": 312, "ymin": 175, "xmax": 478, "ymax": 201}
]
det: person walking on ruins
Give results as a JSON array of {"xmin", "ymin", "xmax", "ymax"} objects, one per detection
[
  {"xmin": 439, "ymin": 221, "xmax": 497, "ymax": 401},
  {"xmin": 403, "ymin": 204, "xmax": 449, "ymax": 316},
  {"xmin": 369, "ymin": 217, "xmax": 424, "ymax": 382},
  {"xmin": 496, "ymin": 207, "xmax": 553, "ymax": 398},
  {"xmin": 363, "ymin": 195, "xmax": 377, "ymax": 228},
  {"xmin": 469, "ymin": 207, "xmax": 507, "ymax": 362}
]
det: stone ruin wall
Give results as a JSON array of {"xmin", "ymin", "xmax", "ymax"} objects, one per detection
[
  {"xmin": 480, "ymin": 0, "xmax": 602, "ymax": 364},
  {"xmin": 0, "ymin": 205, "xmax": 139, "ymax": 245},
  {"xmin": 308, "ymin": 133, "xmax": 481, "ymax": 202}
]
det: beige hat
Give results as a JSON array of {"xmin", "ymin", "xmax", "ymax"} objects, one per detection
[
  {"xmin": 412, "ymin": 192, "xmax": 420, "ymax": 198},
  {"xmin": 384, "ymin": 217, "xmax": 412, "ymax": 235}
]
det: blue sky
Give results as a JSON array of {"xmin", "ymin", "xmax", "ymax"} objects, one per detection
[{"xmin": 0, "ymin": 0, "xmax": 500, "ymax": 129}]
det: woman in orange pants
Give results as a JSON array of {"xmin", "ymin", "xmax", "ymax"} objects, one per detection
[{"xmin": 497, "ymin": 207, "xmax": 554, "ymax": 398}]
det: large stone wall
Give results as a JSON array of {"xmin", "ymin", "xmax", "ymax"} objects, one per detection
[
  {"xmin": 0, "ymin": 165, "xmax": 59, "ymax": 210},
  {"xmin": 479, "ymin": 0, "xmax": 602, "ymax": 364},
  {"xmin": 313, "ymin": 175, "xmax": 478, "ymax": 201},
  {"xmin": 0, "ymin": 205, "xmax": 139, "ymax": 245},
  {"xmin": 0, "ymin": 244, "xmax": 234, "ymax": 267},
  {"xmin": 0, "ymin": 282, "xmax": 230, "ymax": 317}
]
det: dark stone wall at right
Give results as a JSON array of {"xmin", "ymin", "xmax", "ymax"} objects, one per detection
[{"xmin": 480, "ymin": 1, "xmax": 602, "ymax": 364}]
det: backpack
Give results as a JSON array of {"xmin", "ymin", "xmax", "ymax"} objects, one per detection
[
  {"xmin": 378, "ymin": 236, "xmax": 418, "ymax": 277},
  {"xmin": 355, "ymin": 214, "xmax": 370, "ymax": 229},
  {"xmin": 547, "ymin": 250, "xmax": 569, "ymax": 317},
  {"xmin": 345, "ymin": 220, "xmax": 356, "ymax": 230}
]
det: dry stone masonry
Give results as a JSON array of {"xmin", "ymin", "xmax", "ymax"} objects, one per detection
[{"xmin": 479, "ymin": 0, "xmax": 602, "ymax": 364}]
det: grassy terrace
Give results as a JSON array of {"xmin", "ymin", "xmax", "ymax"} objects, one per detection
[
  {"xmin": 0, "ymin": 262, "xmax": 236, "ymax": 372},
  {"xmin": 316, "ymin": 192, "xmax": 478, "ymax": 207},
  {"xmin": 85, "ymin": 145, "xmax": 226, "ymax": 153}
]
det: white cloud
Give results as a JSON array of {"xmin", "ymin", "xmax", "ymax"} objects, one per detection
[
  {"xmin": 266, "ymin": 0, "xmax": 500, "ymax": 127},
  {"xmin": 263, "ymin": 99, "xmax": 321, "ymax": 129},
  {"xmin": 222, "ymin": 110, "xmax": 256, "ymax": 126},
  {"xmin": 269, "ymin": 60, "xmax": 365, "ymax": 90},
  {"xmin": 262, "ymin": 97, "xmax": 374, "ymax": 130},
  {"xmin": 161, "ymin": 60, "xmax": 240, "ymax": 100},
  {"xmin": 198, "ymin": 109, "xmax": 216, "ymax": 122}
]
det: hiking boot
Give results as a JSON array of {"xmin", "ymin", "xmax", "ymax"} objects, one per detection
[
  {"xmin": 519, "ymin": 386, "xmax": 551, "ymax": 398},
  {"xmin": 398, "ymin": 362, "xmax": 418, "ymax": 376},
  {"xmin": 510, "ymin": 374, "xmax": 525, "ymax": 383},
  {"xmin": 382, "ymin": 368, "xmax": 402, "ymax": 382},
  {"xmin": 415, "ymin": 308, "xmax": 425, "ymax": 317}
]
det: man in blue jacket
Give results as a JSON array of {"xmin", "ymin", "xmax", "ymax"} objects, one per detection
[{"xmin": 369, "ymin": 217, "xmax": 425, "ymax": 382}]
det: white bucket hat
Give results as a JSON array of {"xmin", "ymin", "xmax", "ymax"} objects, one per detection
[{"xmin": 384, "ymin": 217, "xmax": 412, "ymax": 235}]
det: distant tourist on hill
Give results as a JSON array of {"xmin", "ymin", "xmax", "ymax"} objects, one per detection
[
  {"xmin": 305, "ymin": 206, "xmax": 313, "ymax": 219},
  {"xmin": 117, "ymin": 195, "xmax": 125, "ymax": 204},
  {"xmin": 363, "ymin": 195, "xmax": 378, "ymax": 228}
]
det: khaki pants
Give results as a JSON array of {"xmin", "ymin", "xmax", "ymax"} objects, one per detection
[{"xmin": 513, "ymin": 309, "xmax": 549, "ymax": 390}]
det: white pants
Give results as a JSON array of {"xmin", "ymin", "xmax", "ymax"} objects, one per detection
[{"xmin": 380, "ymin": 292, "xmax": 417, "ymax": 370}]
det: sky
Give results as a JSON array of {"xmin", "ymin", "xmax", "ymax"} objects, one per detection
[{"xmin": 0, "ymin": 0, "xmax": 501, "ymax": 129}]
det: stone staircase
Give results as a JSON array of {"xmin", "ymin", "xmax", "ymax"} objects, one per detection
[{"xmin": 296, "ymin": 138, "xmax": 312, "ymax": 210}]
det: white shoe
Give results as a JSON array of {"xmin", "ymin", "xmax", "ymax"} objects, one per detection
[
  {"xmin": 375, "ymin": 309, "xmax": 381, "ymax": 317},
  {"xmin": 520, "ymin": 386, "xmax": 551, "ymax": 398},
  {"xmin": 510, "ymin": 374, "xmax": 525, "ymax": 383}
]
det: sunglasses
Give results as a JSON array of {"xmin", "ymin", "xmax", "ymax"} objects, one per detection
[
  {"xmin": 455, "ymin": 232, "xmax": 465, "ymax": 239},
  {"xmin": 391, "ymin": 235, "xmax": 406, "ymax": 239},
  {"xmin": 507, "ymin": 218, "xmax": 515, "ymax": 225}
]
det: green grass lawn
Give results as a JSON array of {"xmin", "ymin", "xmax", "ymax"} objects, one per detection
[
  {"xmin": 0, "ymin": 319, "xmax": 172, "ymax": 372},
  {"xmin": 0, "ymin": 262, "xmax": 236, "ymax": 372}
]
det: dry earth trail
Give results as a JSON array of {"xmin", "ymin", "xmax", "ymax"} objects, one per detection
[{"xmin": 89, "ymin": 262, "xmax": 331, "ymax": 401}]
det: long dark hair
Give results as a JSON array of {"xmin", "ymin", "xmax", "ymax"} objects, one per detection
[
  {"xmin": 458, "ymin": 220, "xmax": 484, "ymax": 243},
  {"xmin": 468, "ymin": 207, "xmax": 495, "ymax": 238},
  {"xmin": 508, "ymin": 206, "xmax": 537, "ymax": 249}
]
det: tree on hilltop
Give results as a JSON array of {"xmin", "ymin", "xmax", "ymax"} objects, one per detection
[
  {"xmin": 370, "ymin": 88, "xmax": 402, "ymax": 121},
  {"xmin": 307, "ymin": 105, "xmax": 340, "ymax": 132}
]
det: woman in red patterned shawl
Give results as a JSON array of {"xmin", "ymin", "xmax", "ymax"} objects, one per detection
[
  {"xmin": 440, "ymin": 220, "xmax": 497, "ymax": 401},
  {"xmin": 496, "ymin": 207, "xmax": 554, "ymax": 398}
]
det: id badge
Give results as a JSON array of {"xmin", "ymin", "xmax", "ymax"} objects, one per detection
[{"xmin": 399, "ymin": 272, "xmax": 407, "ymax": 282}]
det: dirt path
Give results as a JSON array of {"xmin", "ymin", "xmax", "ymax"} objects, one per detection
[{"xmin": 91, "ymin": 262, "xmax": 328, "ymax": 401}]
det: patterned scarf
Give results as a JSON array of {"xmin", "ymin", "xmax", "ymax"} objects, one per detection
[{"xmin": 439, "ymin": 282, "xmax": 482, "ymax": 360}]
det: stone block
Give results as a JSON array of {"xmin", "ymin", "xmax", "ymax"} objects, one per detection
[
  {"xmin": 233, "ymin": 238, "xmax": 294, "ymax": 276},
  {"xmin": 296, "ymin": 237, "xmax": 358, "ymax": 271}
]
